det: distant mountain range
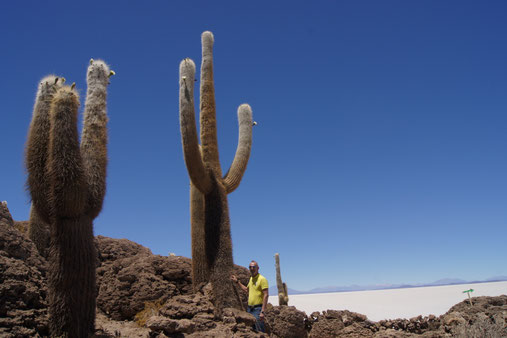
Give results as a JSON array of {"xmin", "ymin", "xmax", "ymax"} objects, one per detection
[{"xmin": 268, "ymin": 276, "xmax": 507, "ymax": 295}]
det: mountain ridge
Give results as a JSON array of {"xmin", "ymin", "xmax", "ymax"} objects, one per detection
[{"xmin": 269, "ymin": 276, "xmax": 507, "ymax": 295}]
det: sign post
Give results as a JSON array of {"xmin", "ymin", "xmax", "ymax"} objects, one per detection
[{"xmin": 463, "ymin": 289, "xmax": 474, "ymax": 306}]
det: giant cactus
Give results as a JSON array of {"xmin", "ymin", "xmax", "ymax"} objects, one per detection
[
  {"xmin": 25, "ymin": 60, "xmax": 113, "ymax": 337},
  {"xmin": 179, "ymin": 31, "xmax": 253, "ymax": 311}
]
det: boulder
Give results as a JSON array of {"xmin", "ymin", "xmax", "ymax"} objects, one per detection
[
  {"xmin": 265, "ymin": 305, "xmax": 308, "ymax": 338},
  {"xmin": 309, "ymin": 309, "xmax": 374, "ymax": 338}
]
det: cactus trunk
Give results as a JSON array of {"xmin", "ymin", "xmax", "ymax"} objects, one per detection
[
  {"xmin": 48, "ymin": 216, "xmax": 96, "ymax": 337},
  {"xmin": 203, "ymin": 181, "xmax": 239, "ymax": 309},
  {"xmin": 190, "ymin": 182, "xmax": 208, "ymax": 288}
]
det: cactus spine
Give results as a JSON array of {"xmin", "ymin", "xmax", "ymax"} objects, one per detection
[
  {"xmin": 275, "ymin": 253, "xmax": 289, "ymax": 305},
  {"xmin": 25, "ymin": 60, "xmax": 113, "ymax": 337},
  {"xmin": 179, "ymin": 31, "xmax": 253, "ymax": 311}
]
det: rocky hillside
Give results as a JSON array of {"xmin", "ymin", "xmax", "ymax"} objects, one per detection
[{"xmin": 1, "ymin": 203, "xmax": 506, "ymax": 337}]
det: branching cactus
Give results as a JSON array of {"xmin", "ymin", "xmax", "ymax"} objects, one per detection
[
  {"xmin": 25, "ymin": 60, "xmax": 113, "ymax": 337},
  {"xmin": 179, "ymin": 31, "xmax": 253, "ymax": 312},
  {"xmin": 275, "ymin": 253, "xmax": 289, "ymax": 305}
]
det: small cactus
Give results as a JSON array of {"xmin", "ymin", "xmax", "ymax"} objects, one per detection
[
  {"xmin": 25, "ymin": 60, "xmax": 113, "ymax": 337},
  {"xmin": 275, "ymin": 253, "xmax": 289, "ymax": 305},
  {"xmin": 179, "ymin": 31, "xmax": 253, "ymax": 311}
]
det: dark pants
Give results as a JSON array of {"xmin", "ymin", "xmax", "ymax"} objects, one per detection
[{"xmin": 247, "ymin": 305, "xmax": 265, "ymax": 332}]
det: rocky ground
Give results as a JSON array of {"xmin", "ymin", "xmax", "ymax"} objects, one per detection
[{"xmin": 1, "ymin": 202, "xmax": 506, "ymax": 337}]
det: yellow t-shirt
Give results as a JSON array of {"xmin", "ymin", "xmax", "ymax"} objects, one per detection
[{"xmin": 247, "ymin": 274, "xmax": 269, "ymax": 306}]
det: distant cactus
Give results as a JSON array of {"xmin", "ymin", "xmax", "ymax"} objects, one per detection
[
  {"xmin": 25, "ymin": 60, "xmax": 113, "ymax": 337},
  {"xmin": 179, "ymin": 31, "xmax": 253, "ymax": 311},
  {"xmin": 275, "ymin": 253, "xmax": 289, "ymax": 305}
]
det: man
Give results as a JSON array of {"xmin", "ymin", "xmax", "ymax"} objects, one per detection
[{"xmin": 231, "ymin": 260, "xmax": 269, "ymax": 332}]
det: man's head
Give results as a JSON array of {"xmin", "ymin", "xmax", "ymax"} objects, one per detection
[{"xmin": 249, "ymin": 260, "xmax": 259, "ymax": 277}]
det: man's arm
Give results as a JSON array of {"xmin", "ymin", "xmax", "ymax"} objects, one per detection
[
  {"xmin": 231, "ymin": 274, "xmax": 248, "ymax": 293},
  {"xmin": 260, "ymin": 288, "xmax": 269, "ymax": 320}
]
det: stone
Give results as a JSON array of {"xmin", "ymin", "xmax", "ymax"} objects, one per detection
[{"xmin": 266, "ymin": 305, "xmax": 308, "ymax": 338}]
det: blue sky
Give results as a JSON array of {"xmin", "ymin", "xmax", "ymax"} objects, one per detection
[{"xmin": 1, "ymin": 1, "xmax": 506, "ymax": 291}]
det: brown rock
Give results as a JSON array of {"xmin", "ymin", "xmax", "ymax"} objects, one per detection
[
  {"xmin": 147, "ymin": 316, "xmax": 196, "ymax": 334},
  {"xmin": 266, "ymin": 305, "xmax": 308, "ymax": 338},
  {"xmin": 309, "ymin": 316, "xmax": 344, "ymax": 338},
  {"xmin": 0, "ymin": 202, "xmax": 13, "ymax": 226},
  {"xmin": 159, "ymin": 293, "xmax": 214, "ymax": 319},
  {"xmin": 0, "ymin": 203, "xmax": 49, "ymax": 336},
  {"xmin": 309, "ymin": 309, "xmax": 374, "ymax": 338},
  {"xmin": 223, "ymin": 307, "xmax": 257, "ymax": 327},
  {"xmin": 96, "ymin": 235, "xmax": 152, "ymax": 263},
  {"xmin": 95, "ymin": 312, "xmax": 149, "ymax": 337},
  {"xmin": 441, "ymin": 296, "xmax": 507, "ymax": 337},
  {"xmin": 443, "ymin": 312, "xmax": 466, "ymax": 326},
  {"xmin": 95, "ymin": 236, "xmax": 192, "ymax": 321}
]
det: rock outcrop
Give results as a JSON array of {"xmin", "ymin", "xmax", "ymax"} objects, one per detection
[
  {"xmin": 303, "ymin": 296, "xmax": 507, "ymax": 337},
  {"xmin": 145, "ymin": 284, "xmax": 263, "ymax": 337},
  {"xmin": 441, "ymin": 295, "xmax": 507, "ymax": 337},
  {"xmin": 0, "ymin": 202, "xmax": 49, "ymax": 337},
  {"xmin": 1, "ymin": 203, "xmax": 506, "ymax": 337},
  {"xmin": 265, "ymin": 305, "xmax": 308, "ymax": 338},
  {"xmin": 96, "ymin": 235, "xmax": 193, "ymax": 321}
]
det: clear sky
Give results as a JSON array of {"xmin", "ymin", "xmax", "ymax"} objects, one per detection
[{"xmin": 1, "ymin": 1, "xmax": 506, "ymax": 291}]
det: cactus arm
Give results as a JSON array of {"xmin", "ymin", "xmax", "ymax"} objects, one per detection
[
  {"xmin": 199, "ymin": 31, "xmax": 221, "ymax": 175},
  {"xmin": 80, "ymin": 59, "xmax": 111, "ymax": 219},
  {"xmin": 180, "ymin": 58, "xmax": 212, "ymax": 194},
  {"xmin": 283, "ymin": 282, "xmax": 289, "ymax": 303},
  {"xmin": 224, "ymin": 104, "xmax": 253, "ymax": 194},
  {"xmin": 26, "ymin": 76, "xmax": 62, "ymax": 223},
  {"xmin": 47, "ymin": 86, "xmax": 87, "ymax": 218}
]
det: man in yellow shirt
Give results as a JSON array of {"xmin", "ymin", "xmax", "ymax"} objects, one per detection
[{"xmin": 231, "ymin": 260, "xmax": 269, "ymax": 332}]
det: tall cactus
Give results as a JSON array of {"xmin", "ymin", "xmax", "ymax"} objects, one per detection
[
  {"xmin": 25, "ymin": 60, "xmax": 113, "ymax": 337},
  {"xmin": 179, "ymin": 31, "xmax": 253, "ymax": 311},
  {"xmin": 275, "ymin": 253, "xmax": 289, "ymax": 306}
]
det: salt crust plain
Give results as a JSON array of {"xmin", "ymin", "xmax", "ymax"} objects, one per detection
[{"xmin": 268, "ymin": 281, "xmax": 507, "ymax": 321}]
